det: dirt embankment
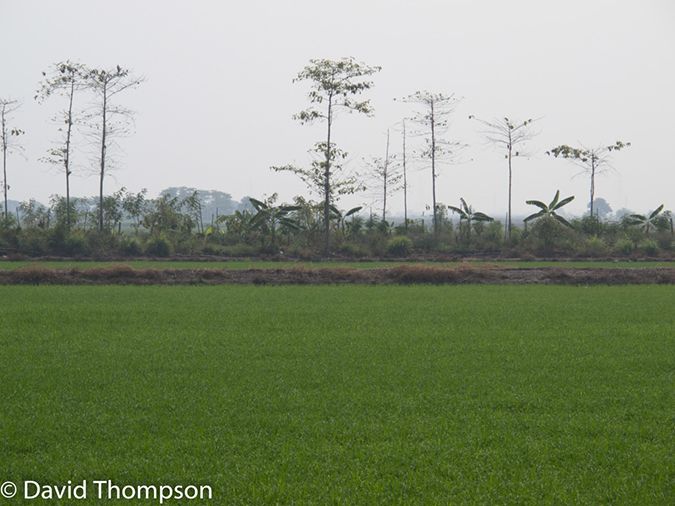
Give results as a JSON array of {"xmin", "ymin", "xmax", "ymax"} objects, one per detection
[{"xmin": 2, "ymin": 263, "xmax": 675, "ymax": 286}]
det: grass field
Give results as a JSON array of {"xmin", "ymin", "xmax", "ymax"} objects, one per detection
[
  {"xmin": 1, "ymin": 285, "xmax": 674, "ymax": 504},
  {"xmin": 1, "ymin": 259, "xmax": 675, "ymax": 271}
]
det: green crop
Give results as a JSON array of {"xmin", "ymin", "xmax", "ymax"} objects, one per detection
[{"xmin": 1, "ymin": 285, "xmax": 673, "ymax": 504}]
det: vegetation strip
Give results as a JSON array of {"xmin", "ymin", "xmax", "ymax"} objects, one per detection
[{"xmin": 2, "ymin": 263, "xmax": 675, "ymax": 285}]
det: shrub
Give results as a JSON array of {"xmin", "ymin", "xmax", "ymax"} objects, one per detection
[
  {"xmin": 18, "ymin": 229, "xmax": 49, "ymax": 256},
  {"xmin": 364, "ymin": 234, "xmax": 389, "ymax": 256},
  {"xmin": 294, "ymin": 248, "xmax": 314, "ymax": 261},
  {"xmin": 531, "ymin": 216, "xmax": 566, "ymax": 251},
  {"xmin": 201, "ymin": 244, "xmax": 224, "ymax": 256},
  {"xmin": 579, "ymin": 215, "xmax": 604, "ymax": 236},
  {"xmin": 84, "ymin": 230, "xmax": 118, "ymax": 253},
  {"xmin": 615, "ymin": 238, "xmax": 634, "ymax": 256},
  {"xmin": 481, "ymin": 221, "xmax": 504, "ymax": 251},
  {"xmin": 66, "ymin": 230, "xmax": 89, "ymax": 256},
  {"xmin": 339, "ymin": 242, "xmax": 365, "ymax": 257},
  {"xmin": 171, "ymin": 234, "xmax": 201, "ymax": 255},
  {"xmin": 640, "ymin": 239, "xmax": 659, "ymax": 256},
  {"xmin": 0, "ymin": 225, "xmax": 19, "ymax": 250},
  {"xmin": 49, "ymin": 225, "xmax": 69, "ymax": 253},
  {"xmin": 652, "ymin": 214, "xmax": 672, "ymax": 233},
  {"xmin": 387, "ymin": 236, "xmax": 413, "ymax": 257},
  {"xmin": 585, "ymin": 236, "xmax": 608, "ymax": 257},
  {"xmin": 623, "ymin": 227, "xmax": 644, "ymax": 244},
  {"xmin": 655, "ymin": 233, "xmax": 674, "ymax": 251},
  {"xmin": 412, "ymin": 233, "xmax": 437, "ymax": 252},
  {"xmin": 602, "ymin": 221, "xmax": 623, "ymax": 238},
  {"xmin": 221, "ymin": 244, "xmax": 255, "ymax": 257},
  {"xmin": 120, "ymin": 237, "xmax": 142, "ymax": 256},
  {"xmin": 145, "ymin": 234, "xmax": 173, "ymax": 257},
  {"xmin": 507, "ymin": 227, "xmax": 527, "ymax": 247},
  {"xmin": 393, "ymin": 220, "xmax": 415, "ymax": 236},
  {"xmin": 258, "ymin": 242, "xmax": 279, "ymax": 256}
]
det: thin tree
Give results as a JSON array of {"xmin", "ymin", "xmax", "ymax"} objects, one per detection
[
  {"xmin": 273, "ymin": 57, "xmax": 380, "ymax": 254},
  {"xmin": 84, "ymin": 65, "xmax": 145, "ymax": 231},
  {"xmin": 546, "ymin": 141, "xmax": 630, "ymax": 218},
  {"xmin": 35, "ymin": 61, "xmax": 88, "ymax": 228},
  {"xmin": 469, "ymin": 116, "xmax": 540, "ymax": 238},
  {"xmin": 400, "ymin": 91, "xmax": 464, "ymax": 238},
  {"xmin": 1, "ymin": 98, "xmax": 24, "ymax": 220},
  {"xmin": 363, "ymin": 129, "xmax": 401, "ymax": 222},
  {"xmin": 400, "ymin": 118, "xmax": 410, "ymax": 233},
  {"xmin": 122, "ymin": 188, "xmax": 148, "ymax": 234}
]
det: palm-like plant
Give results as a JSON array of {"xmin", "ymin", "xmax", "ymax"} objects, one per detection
[
  {"xmin": 448, "ymin": 198, "xmax": 494, "ymax": 243},
  {"xmin": 623, "ymin": 205, "xmax": 665, "ymax": 236},
  {"xmin": 524, "ymin": 190, "xmax": 575, "ymax": 226},
  {"xmin": 250, "ymin": 196, "xmax": 301, "ymax": 246},
  {"xmin": 216, "ymin": 209, "xmax": 254, "ymax": 241},
  {"xmin": 330, "ymin": 205, "xmax": 363, "ymax": 235}
]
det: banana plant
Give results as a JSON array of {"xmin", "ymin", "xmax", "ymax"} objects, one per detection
[
  {"xmin": 329, "ymin": 205, "xmax": 363, "ymax": 235},
  {"xmin": 250, "ymin": 196, "xmax": 301, "ymax": 246},
  {"xmin": 623, "ymin": 205, "xmax": 665, "ymax": 236},
  {"xmin": 214, "ymin": 209, "xmax": 254, "ymax": 241},
  {"xmin": 524, "ymin": 190, "xmax": 574, "ymax": 227},
  {"xmin": 448, "ymin": 198, "xmax": 494, "ymax": 243}
]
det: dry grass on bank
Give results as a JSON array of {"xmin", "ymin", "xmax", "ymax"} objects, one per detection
[{"xmin": 2, "ymin": 262, "xmax": 675, "ymax": 286}]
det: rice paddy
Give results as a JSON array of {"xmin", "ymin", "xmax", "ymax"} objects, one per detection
[{"xmin": 1, "ymin": 284, "xmax": 673, "ymax": 504}]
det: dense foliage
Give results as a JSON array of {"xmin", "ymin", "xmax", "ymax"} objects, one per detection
[{"xmin": 1, "ymin": 188, "xmax": 673, "ymax": 259}]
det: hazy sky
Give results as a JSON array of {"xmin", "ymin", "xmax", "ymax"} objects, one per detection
[{"xmin": 2, "ymin": 0, "xmax": 674, "ymax": 218}]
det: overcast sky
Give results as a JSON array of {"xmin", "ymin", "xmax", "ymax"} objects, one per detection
[{"xmin": 2, "ymin": 0, "xmax": 674, "ymax": 219}]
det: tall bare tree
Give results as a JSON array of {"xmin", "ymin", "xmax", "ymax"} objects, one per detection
[
  {"xmin": 35, "ymin": 61, "xmax": 88, "ymax": 227},
  {"xmin": 273, "ymin": 57, "xmax": 380, "ymax": 254},
  {"xmin": 85, "ymin": 65, "xmax": 145, "ymax": 231},
  {"xmin": 400, "ymin": 91, "xmax": 463, "ymax": 238},
  {"xmin": 363, "ymin": 129, "xmax": 401, "ymax": 222},
  {"xmin": 469, "ymin": 116, "xmax": 540, "ymax": 237},
  {"xmin": 1, "ymin": 98, "xmax": 24, "ymax": 220},
  {"xmin": 546, "ymin": 141, "xmax": 630, "ymax": 218},
  {"xmin": 400, "ymin": 118, "xmax": 410, "ymax": 233}
]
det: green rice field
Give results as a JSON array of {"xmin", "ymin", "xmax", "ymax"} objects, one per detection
[{"xmin": 1, "ymin": 285, "xmax": 674, "ymax": 504}]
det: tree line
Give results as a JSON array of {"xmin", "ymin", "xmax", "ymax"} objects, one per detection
[
  {"xmin": 1, "ymin": 182, "xmax": 672, "ymax": 259},
  {"xmin": 1, "ymin": 57, "xmax": 672, "ymax": 259},
  {"xmin": 3, "ymin": 62, "xmax": 144, "ymax": 230}
]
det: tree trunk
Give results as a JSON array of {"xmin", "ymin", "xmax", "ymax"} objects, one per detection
[
  {"xmin": 383, "ymin": 129, "xmax": 390, "ymax": 222},
  {"xmin": 1, "ymin": 107, "xmax": 7, "ymax": 220},
  {"xmin": 507, "ymin": 129, "xmax": 513, "ymax": 238},
  {"xmin": 589, "ymin": 153, "xmax": 596, "ymax": 218},
  {"xmin": 402, "ymin": 119, "xmax": 408, "ymax": 234},
  {"xmin": 99, "ymin": 81, "xmax": 108, "ymax": 232},
  {"xmin": 430, "ymin": 99, "xmax": 437, "ymax": 238},
  {"xmin": 323, "ymin": 90, "xmax": 333, "ymax": 256},
  {"xmin": 65, "ymin": 79, "xmax": 75, "ymax": 228}
]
